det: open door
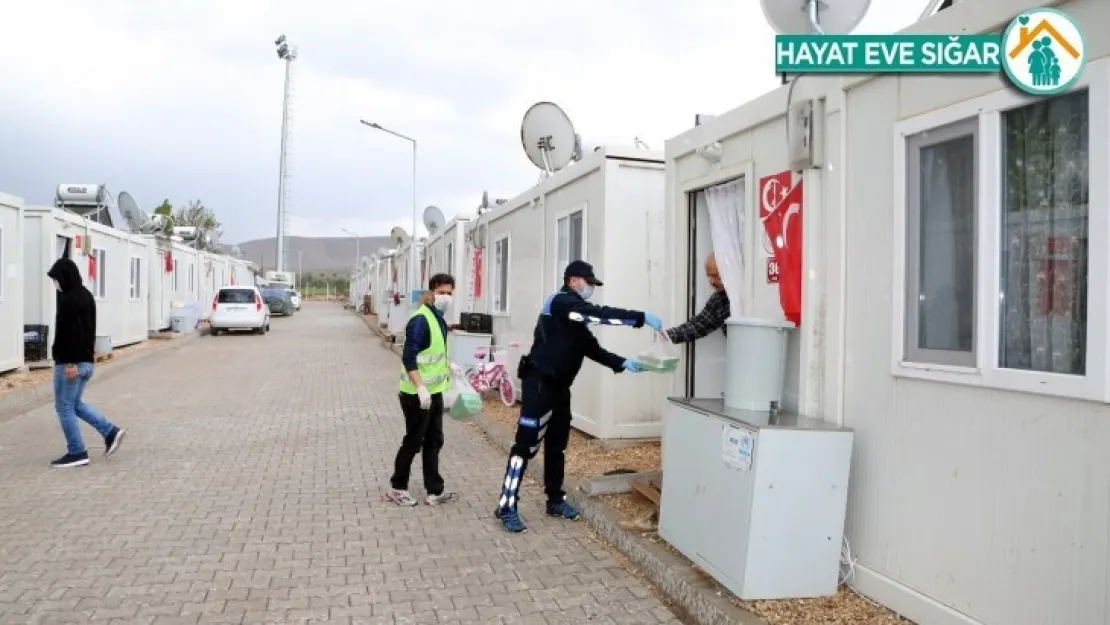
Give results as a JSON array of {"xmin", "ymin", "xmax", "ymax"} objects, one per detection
[{"xmin": 684, "ymin": 191, "xmax": 727, "ymax": 399}]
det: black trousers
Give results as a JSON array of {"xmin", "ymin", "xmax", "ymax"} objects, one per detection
[
  {"xmin": 390, "ymin": 391, "xmax": 445, "ymax": 496},
  {"xmin": 497, "ymin": 374, "xmax": 572, "ymax": 511}
]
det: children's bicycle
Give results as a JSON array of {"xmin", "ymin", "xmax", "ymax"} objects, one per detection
[{"xmin": 465, "ymin": 342, "xmax": 520, "ymax": 407}]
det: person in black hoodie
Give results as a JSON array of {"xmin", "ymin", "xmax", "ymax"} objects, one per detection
[{"xmin": 47, "ymin": 258, "xmax": 125, "ymax": 468}]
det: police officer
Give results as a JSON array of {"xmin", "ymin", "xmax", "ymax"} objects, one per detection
[
  {"xmin": 494, "ymin": 260, "xmax": 662, "ymax": 533},
  {"xmin": 383, "ymin": 273, "xmax": 460, "ymax": 507}
]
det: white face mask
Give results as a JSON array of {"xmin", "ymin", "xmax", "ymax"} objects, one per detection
[
  {"xmin": 577, "ymin": 284, "xmax": 595, "ymax": 301},
  {"xmin": 433, "ymin": 293, "xmax": 452, "ymax": 311},
  {"xmin": 53, "ymin": 279, "xmax": 62, "ymax": 292}
]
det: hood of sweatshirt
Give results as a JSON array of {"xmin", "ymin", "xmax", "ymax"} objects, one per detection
[{"xmin": 47, "ymin": 258, "xmax": 83, "ymax": 292}]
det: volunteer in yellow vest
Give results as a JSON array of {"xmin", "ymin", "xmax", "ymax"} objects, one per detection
[{"xmin": 383, "ymin": 273, "xmax": 459, "ymax": 507}]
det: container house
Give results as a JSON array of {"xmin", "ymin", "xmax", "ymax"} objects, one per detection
[
  {"xmin": 660, "ymin": 1, "xmax": 1109, "ymax": 623},
  {"xmin": 145, "ymin": 239, "xmax": 203, "ymax": 333},
  {"xmin": 24, "ymin": 205, "xmax": 150, "ymax": 354},
  {"xmin": 0, "ymin": 192, "xmax": 24, "ymax": 373},
  {"xmin": 468, "ymin": 146, "xmax": 668, "ymax": 438},
  {"xmin": 424, "ymin": 215, "xmax": 472, "ymax": 325}
]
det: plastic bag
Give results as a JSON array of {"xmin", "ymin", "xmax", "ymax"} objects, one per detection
[
  {"xmin": 636, "ymin": 332, "xmax": 680, "ymax": 373},
  {"xmin": 444, "ymin": 372, "xmax": 483, "ymax": 421}
]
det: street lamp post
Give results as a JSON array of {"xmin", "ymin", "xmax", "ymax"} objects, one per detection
[
  {"xmin": 274, "ymin": 35, "xmax": 298, "ymax": 273},
  {"xmin": 341, "ymin": 228, "xmax": 360, "ymax": 272},
  {"xmin": 359, "ymin": 119, "xmax": 417, "ymax": 300}
]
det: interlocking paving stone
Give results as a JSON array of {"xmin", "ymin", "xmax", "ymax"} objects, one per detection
[{"xmin": 0, "ymin": 304, "xmax": 682, "ymax": 624}]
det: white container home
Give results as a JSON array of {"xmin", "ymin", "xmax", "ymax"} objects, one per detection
[
  {"xmin": 145, "ymin": 239, "xmax": 203, "ymax": 332},
  {"xmin": 23, "ymin": 205, "xmax": 150, "ymax": 353},
  {"xmin": 424, "ymin": 215, "xmax": 472, "ymax": 325},
  {"xmin": 661, "ymin": 1, "xmax": 1110, "ymax": 623},
  {"xmin": 0, "ymin": 192, "xmax": 24, "ymax": 373},
  {"xmin": 388, "ymin": 238, "xmax": 425, "ymax": 337},
  {"xmin": 468, "ymin": 146, "xmax": 667, "ymax": 438}
]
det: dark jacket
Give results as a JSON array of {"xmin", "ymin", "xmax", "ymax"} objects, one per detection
[
  {"xmin": 401, "ymin": 304, "xmax": 449, "ymax": 373},
  {"xmin": 48, "ymin": 258, "xmax": 97, "ymax": 364},
  {"xmin": 526, "ymin": 287, "xmax": 645, "ymax": 387}
]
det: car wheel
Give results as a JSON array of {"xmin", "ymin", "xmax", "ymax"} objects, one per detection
[{"xmin": 211, "ymin": 328, "xmax": 219, "ymax": 336}]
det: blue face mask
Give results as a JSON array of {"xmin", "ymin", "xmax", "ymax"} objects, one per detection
[{"xmin": 577, "ymin": 284, "xmax": 595, "ymax": 301}]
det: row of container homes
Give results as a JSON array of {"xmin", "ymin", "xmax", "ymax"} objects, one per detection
[
  {"xmin": 0, "ymin": 190, "xmax": 253, "ymax": 375},
  {"xmin": 352, "ymin": 0, "xmax": 1107, "ymax": 621}
]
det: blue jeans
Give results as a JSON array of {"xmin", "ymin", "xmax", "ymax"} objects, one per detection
[{"xmin": 54, "ymin": 363, "xmax": 115, "ymax": 455}]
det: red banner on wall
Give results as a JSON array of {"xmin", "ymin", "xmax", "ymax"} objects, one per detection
[
  {"xmin": 473, "ymin": 249, "xmax": 483, "ymax": 298},
  {"xmin": 759, "ymin": 170, "xmax": 803, "ymax": 326}
]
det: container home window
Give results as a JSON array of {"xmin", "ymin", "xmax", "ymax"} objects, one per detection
[
  {"xmin": 446, "ymin": 242, "xmax": 454, "ymax": 276},
  {"xmin": 56, "ymin": 235, "xmax": 69, "ymax": 259},
  {"xmin": 904, "ymin": 119, "xmax": 979, "ymax": 367},
  {"xmin": 892, "ymin": 61, "xmax": 1107, "ymax": 402},
  {"xmin": 173, "ymin": 259, "xmax": 179, "ymax": 292},
  {"xmin": 129, "ymin": 256, "xmax": 142, "ymax": 300},
  {"xmin": 555, "ymin": 206, "xmax": 586, "ymax": 286},
  {"xmin": 492, "ymin": 234, "xmax": 510, "ymax": 314},
  {"xmin": 1000, "ymin": 92, "xmax": 1090, "ymax": 377},
  {"xmin": 91, "ymin": 248, "xmax": 107, "ymax": 299},
  {"xmin": 189, "ymin": 262, "xmax": 195, "ymax": 293}
]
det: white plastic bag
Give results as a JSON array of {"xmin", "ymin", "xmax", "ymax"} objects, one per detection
[
  {"xmin": 444, "ymin": 368, "xmax": 482, "ymax": 420},
  {"xmin": 636, "ymin": 332, "xmax": 680, "ymax": 373}
]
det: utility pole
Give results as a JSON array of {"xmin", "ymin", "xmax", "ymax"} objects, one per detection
[{"xmin": 274, "ymin": 35, "xmax": 297, "ymax": 273}]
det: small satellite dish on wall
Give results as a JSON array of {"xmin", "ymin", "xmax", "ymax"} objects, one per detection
[
  {"xmin": 761, "ymin": 0, "xmax": 870, "ymax": 35},
  {"xmin": 469, "ymin": 222, "xmax": 488, "ymax": 250},
  {"xmin": 391, "ymin": 226, "xmax": 411, "ymax": 248},
  {"xmin": 423, "ymin": 206, "xmax": 447, "ymax": 236},
  {"xmin": 118, "ymin": 192, "xmax": 144, "ymax": 233},
  {"xmin": 521, "ymin": 102, "xmax": 578, "ymax": 175}
]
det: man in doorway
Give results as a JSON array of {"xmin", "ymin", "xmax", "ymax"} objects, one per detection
[
  {"xmin": 494, "ymin": 260, "xmax": 663, "ymax": 533},
  {"xmin": 383, "ymin": 273, "xmax": 460, "ymax": 507},
  {"xmin": 47, "ymin": 258, "xmax": 126, "ymax": 468},
  {"xmin": 663, "ymin": 252, "xmax": 731, "ymax": 343}
]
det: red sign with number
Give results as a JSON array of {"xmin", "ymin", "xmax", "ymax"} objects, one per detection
[{"xmin": 766, "ymin": 258, "xmax": 780, "ymax": 284}]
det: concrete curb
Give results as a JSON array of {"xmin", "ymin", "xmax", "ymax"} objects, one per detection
[
  {"xmin": 0, "ymin": 329, "xmax": 206, "ymax": 425},
  {"xmin": 353, "ymin": 310, "xmax": 764, "ymax": 625}
]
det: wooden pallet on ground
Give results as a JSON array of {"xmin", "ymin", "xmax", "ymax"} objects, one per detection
[{"xmin": 621, "ymin": 473, "xmax": 663, "ymax": 532}]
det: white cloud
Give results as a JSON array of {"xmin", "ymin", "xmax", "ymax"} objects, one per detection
[{"xmin": 0, "ymin": 0, "xmax": 928, "ymax": 250}]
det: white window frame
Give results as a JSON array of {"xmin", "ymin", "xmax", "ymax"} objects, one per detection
[
  {"xmin": 553, "ymin": 204, "xmax": 588, "ymax": 289},
  {"xmin": 0, "ymin": 227, "xmax": 5, "ymax": 302},
  {"xmin": 891, "ymin": 58, "xmax": 1110, "ymax": 402},
  {"xmin": 129, "ymin": 256, "xmax": 142, "ymax": 300},
  {"xmin": 173, "ymin": 258, "xmax": 179, "ymax": 292},
  {"xmin": 188, "ymin": 261, "xmax": 195, "ymax": 293},
  {"xmin": 491, "ymin": 233, "xmax": 510, "ymax": 315},
  {"xmin": 91, "ymin": 248, "xmax": 107, "ymax": 300},
  {"xmin": 446, "ymin": 241, "xmax": 454, "ymax": 277}
]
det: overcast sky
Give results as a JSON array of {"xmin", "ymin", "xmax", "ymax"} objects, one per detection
[{"xmin": 0, "ymin": 1, "xmax": 925, "ymax": 244}]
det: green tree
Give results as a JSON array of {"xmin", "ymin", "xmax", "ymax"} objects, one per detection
[{"xmin": 171, "ymin": 200, "xmax": 223, "ymax": 252}]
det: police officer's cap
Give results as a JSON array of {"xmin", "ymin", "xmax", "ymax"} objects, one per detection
[{"xmin": 564, "ymin": 260, "xmax": 603, "ymax": 286}]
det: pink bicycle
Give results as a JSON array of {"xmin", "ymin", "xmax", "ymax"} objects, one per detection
[{"xmin": 466, "ymin": 342, "xmax": 520, "ymax": 407}]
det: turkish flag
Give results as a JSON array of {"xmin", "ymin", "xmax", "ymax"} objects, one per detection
[
  {"xmin": 164, "ymin": 251, "xmax": 174, "ymax": 273},
  {"xmin": 759, "ymin": 171, "xmax": 803, "ymax": 326}
]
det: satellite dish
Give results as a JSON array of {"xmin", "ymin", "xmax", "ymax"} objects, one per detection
[
  {"xmin": 470, "ymin": 222, "xmax": 487, "ymax": 249},
  {"xmin": 391, "ymin": 226, "xmax": 410, "ymax": 248},
  {"xmin": 761, "ymin": 0, "xmax": 870, "ymax": 35},
  {"xmin": 521, "ymin": 102, "xmax": 577, "ymax": 174},
  {"xmin": 423, "ymin": 206, "xmax": 447, "ymax": 235},
  {"xmin": 117, "ymin": 192, "xmax": 146, "ymax": 233}
]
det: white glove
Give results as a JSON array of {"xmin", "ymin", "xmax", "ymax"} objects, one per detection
[{"xmin": 417, "ymin": 386, "xmax": 432, "ymax": 409}]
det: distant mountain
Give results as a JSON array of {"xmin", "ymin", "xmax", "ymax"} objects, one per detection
[{"xmin": 224, "ymin": 235, "xmax": 393, "ymax": 274}]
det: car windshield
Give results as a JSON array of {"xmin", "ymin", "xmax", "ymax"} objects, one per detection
[
  {"xmin": 261, "ymin": 288, "xmax": 286, "ymax": 298},
  {"xmin": 218, "ymin": 289, "xmax": 256, "ymax": 304}
]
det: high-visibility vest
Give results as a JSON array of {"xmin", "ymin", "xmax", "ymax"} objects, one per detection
[{"xmin": 398, "ymin": 305, "xmax": 450, "ymax": 395}]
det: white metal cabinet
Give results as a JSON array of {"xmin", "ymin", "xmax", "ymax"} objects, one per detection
[
  {"xmin": 659, "ymin": 398, "xmax": 854, "ymax": 600},
  {"xmin": 446, "ymin": 331, "xmax": 493, "ymax": 370}
]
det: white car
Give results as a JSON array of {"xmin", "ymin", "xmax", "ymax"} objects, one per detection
[
  {"xmin": 210, "ymin": 286, "xmax": 270, "ymax": 335},
  {"xmin": 289, "ymin": 290, "xmax": 301, "ymax": 311}
]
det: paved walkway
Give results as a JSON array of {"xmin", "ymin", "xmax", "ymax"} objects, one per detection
[{"xmin": 0, "ymin": 304, "xmax": 681, "ymax": 625}]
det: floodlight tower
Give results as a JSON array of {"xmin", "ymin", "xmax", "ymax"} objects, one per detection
[{"xmin": 274, "ymin": 34, "xmax": 297, "ymax": 272}]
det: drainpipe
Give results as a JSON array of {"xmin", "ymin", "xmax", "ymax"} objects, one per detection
[{"xmin": 835, "ymin": 83, "xmax": 850, "ymax": 427}]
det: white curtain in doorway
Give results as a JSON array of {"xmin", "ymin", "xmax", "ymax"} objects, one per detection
[{"xmin": 704, "ymin": 178, "xmax": 745, "ymax": 318}]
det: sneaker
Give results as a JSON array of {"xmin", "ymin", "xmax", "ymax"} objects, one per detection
[
  {"xmin": 381, "ymin": 489, "xmax": 418, "ymax": 506},
  {"xmin": 51, "ymin": 452, "xmax": 89, "ymax": 468},
  {"xmin": 495, "ymin": 507, "xmax": 528, "ymax": 533},
  {"xmin": 546, "ymin": 499, "xmax": 581, "ymax": 520},
  {"xmin": 424, "ymin": 492, "xmax": 459, "ymax": 506},
  {"xmin": 104, "ymin": 428, "xmax": 126, "ymax": 457}
]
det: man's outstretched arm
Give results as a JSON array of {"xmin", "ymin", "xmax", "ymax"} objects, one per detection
[{"xmin": 665, "ymin": 291, "xmax": 730, "ymax": 344}]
